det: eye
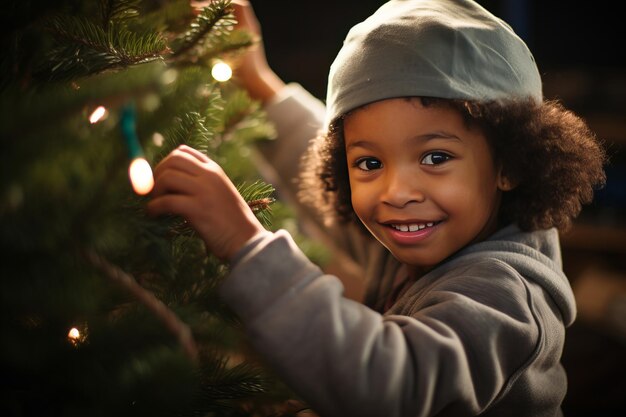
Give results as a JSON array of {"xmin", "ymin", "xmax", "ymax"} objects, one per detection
[
  {"xmin": 355, "ymin": 157, "xmax": 383, "ymax": 171},
  {"xmin": 421, "ymin": 152, "xmax": 452, "ymax": 165}
]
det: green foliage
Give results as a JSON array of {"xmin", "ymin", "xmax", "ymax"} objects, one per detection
[
  {"xmin": 0, "ymin": 0, "xmax": 305, "ymax": 415},
  {"xmin": 98, "ymin": 0, "xmax": 142, "ymax": 28},
  {"xmin": 238, "ymin": 181, "xmax": 276, "ymax": 227},
  {"xmin": 170, "ymin": 0, "xmax": 236, "ymax": 59},
  {"xmin": 0, "ymin": 61, "xmax": 167, "ymax": 140},
  {"xmin": 39, "ymin": 15, "xmax": 167, "ymax": 81}
]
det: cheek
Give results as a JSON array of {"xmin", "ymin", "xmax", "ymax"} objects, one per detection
[
  {"xmin": 348, "ymin": 180, "xmax": 374, "ymax": 220},
  {"xmin": 349, "ymin": 183, "xmax": 366, "ymax": 216},
  {"xmin": 437, "ymin": 171, "xmax": 499, "ymax": 216}
]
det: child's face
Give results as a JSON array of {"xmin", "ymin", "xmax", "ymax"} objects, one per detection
[{"xmin": 344, "ymin": 98, "xmax": 505, "ymax": 270}]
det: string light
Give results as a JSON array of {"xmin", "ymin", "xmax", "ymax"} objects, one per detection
[
  {"xmin": 89, "ymin": 106, "xmax": 107, "ymax": 124},
  {"xmin": 161, "ymin": 68, "xmax": 178, "ymax": 85},
  {"xmin": 67, "ymin": 327, "xmax": 85, "ymax": 347},
  {"xmin": 68, "ymin": 327, "xmax": 80, "ymax": 339},
  {"xmin": 152, "ymin": 132, "xmax": 164, "ymax": 147},
  {"xmin": 120, "ymin": 103, "xmax": 154, "ymax": 195},
  {"xmin": 128, "ymin": 158, "xmax": 155, "ymax": 195},
  {"xmin": 211, "ymin": 61, "xmax": 232, "ymax": 82}
]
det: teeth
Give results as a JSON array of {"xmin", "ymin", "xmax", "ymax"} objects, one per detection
[{"xmin": 391, "ymin": 222, "xmax": 437, "ymax": 232}]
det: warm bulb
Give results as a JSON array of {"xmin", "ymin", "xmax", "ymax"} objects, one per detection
[
  {"xmin": 128, "ymin": 158, "xmax": 154, "ymax": 195},
  {"xmin": 211, "ymin": 61, "xmax": 232, "ymax": 82},
  {"xmin": 68, "ymin": 327, "xmax": 80, "ymax": 340},
  {"xmin": 152, "ymin": 132, "xmax": 164, "ymax": 147},
  {"xmin": 89, "ymin": 106, "xmax": 107, "ymax": 124}
]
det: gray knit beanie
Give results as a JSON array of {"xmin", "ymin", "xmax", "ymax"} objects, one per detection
[{"xmin": 325, "ymin": 0, "xmax": 543, "ymax": 128}]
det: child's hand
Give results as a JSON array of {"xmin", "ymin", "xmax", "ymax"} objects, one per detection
[
  {"xmin": 147, "ymin": 145, "xmax": 266, "ymax": 261},
  {"xmin": 229, "ymin": 0, "xmax": 285, "ymax": 102},
  {"xmin": 191, "ymin": 1, "xmax": 285, "ymax": 101}
]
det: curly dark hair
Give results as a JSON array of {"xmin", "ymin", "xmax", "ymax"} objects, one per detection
[{"xmin": 298, "ymin": 97, "xmax": 606, "ymax": 232}]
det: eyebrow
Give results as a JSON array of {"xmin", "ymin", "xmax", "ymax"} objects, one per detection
[{"xmin": 346, "ymin": 131, "xmax": 462, "ymax": 151}]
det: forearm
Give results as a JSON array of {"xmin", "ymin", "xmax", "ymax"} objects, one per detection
[
  {"xmin": 254, "ymin": 83, "xmax": 325, "ymax": 198},
  {"xmin": 238, "ymin": 67, "xmax": 285, "ymax": 104}
]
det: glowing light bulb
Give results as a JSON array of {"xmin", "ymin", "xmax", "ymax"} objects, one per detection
[
  {"xmin": 211, "ymin": 61, "xmax": 232, "ymax": 82},
  {"xmin": 89, "ymin": 106, "xmax": 107, "ymax": 124},
  {"xmin": 68, "ymin": 327, "xmax": 80, "ymax": 340},
  {"xmin": 152, "ymin": 132, "xmax": 164, "ymax": 147},
  {"xmin": 129, "ymin": 158, "xmax": 154, "ymax": 195}
]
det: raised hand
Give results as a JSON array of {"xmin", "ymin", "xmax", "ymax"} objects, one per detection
[
  {"xmin": 230, "ymin": 0, "xmax": 285, "ymax": 102},
  {"xmin": 147, "ymin": 145, "xmax": 266, "ymax": 260}
]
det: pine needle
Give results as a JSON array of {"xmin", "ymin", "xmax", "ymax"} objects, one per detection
[
  {"xmin": 238, "ymin": 181, "xmax": 276, "ymax": 226},
  {"xmin": 99, "ymin": 0, "xmax": 141, "ymax": 29},
  {"xmin": 40, "ymin": 15, "xmax": 168, "ymax": 81},
  {"xmin": 86, "ymin": 249, "xmax": 198, "ymax": 361},
  {"xmin": 170, "ymin": 0, "xmax": 235, "ymax": 59}
]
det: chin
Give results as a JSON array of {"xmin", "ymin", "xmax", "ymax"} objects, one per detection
[{"xmin": 383, "ymin": 245, "xmax": 443, "ymax": 270}]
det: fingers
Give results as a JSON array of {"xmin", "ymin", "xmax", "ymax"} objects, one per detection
[
  {"xmin": 150, "ymin": 169, "xmax": 199, "ymax": 199},
  {"xmin": 175, "ymin": 144, "xmax": 212, "ymax": 163},
  {"xmin": 231, "ymin": 0, "xmax": 261, "ymax": 36},
  {"xmin": 153, "ymin": 145, "xmax": 213, "ymax": 181},
  {"xmin": 150, "ymin": 144, "xmax": 226, "ymax": 205},
  {"xmin": 146, "ymin": 193, "xmax": 194, "ymax": 218},
  {"xmin": 146, "ymin": 143, "xmax": 267, "ymax": 260}
]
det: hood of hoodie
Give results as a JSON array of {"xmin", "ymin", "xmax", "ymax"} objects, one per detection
[{"xmin": 446, "ymin": 224, "xmax": 576, "ymax": 326}]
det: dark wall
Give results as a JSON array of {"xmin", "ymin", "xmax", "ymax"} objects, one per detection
[{"xmin": 251, "ymin": 1, "xmax": 381, "ymax": 98}]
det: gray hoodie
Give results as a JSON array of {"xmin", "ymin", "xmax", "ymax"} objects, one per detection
[{"xmin": 219, "ymin": 85, "xmax": 575, "ymax": 417}]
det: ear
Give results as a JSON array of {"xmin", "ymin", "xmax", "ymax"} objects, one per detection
[{"xmin": 497, "ymin": 167, "xmax": 517, "ymax": 191}]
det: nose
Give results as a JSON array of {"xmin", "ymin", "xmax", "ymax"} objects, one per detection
[{"xmin": 380, "ymin": 167, "xmax": 426, "ymax": 208}]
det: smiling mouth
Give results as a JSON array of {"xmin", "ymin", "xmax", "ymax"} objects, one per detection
[{"xmin": 387, "ymin": 221, "xmax": 442, "ymax": 232}]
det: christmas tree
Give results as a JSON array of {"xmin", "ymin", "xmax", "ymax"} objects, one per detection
[{"xmin": 1, "ymin": 1, "xmax": 320, "ymax": 415}]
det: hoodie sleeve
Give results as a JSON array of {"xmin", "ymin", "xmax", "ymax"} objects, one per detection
[
  {"xmin": 255, "ymin": 83, "xmax": 325, "ymax": 201},
  {"xmin": 221, "ymin": 230, "xmax": 541, "ymax": 417},
  {"xmin": 254, "ymin": 84, "xmax": 382, "ymax": 300}
]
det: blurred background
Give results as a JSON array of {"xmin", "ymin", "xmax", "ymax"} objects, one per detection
[{"xmin": 248, "ymin": 1, "xmax": 626, "ymax": 415}]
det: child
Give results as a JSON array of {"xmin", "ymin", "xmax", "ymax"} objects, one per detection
[{"xmin": 149, "ymin": 0, "xmax": 606, "ymax": 416}]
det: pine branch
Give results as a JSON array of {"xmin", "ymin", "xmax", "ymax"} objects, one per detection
[
  {"xmin": 221, "ymin": 88, "xmax": 276, "ymax": 144},
  {"xmin": 170, "ymin": 0, "xmax": 235, "ymax": 59},
  {"xmin": 86, "ymin": 249, "xmax": 199, "ymax": 361},
  {"xmin": 39, "ymin": 15, "xmax": 168, "ymax": 81},
  {"xmin": 200, "ymin": 85, "xmax": 226, "ymax": 153},
  {"xmin": 134, "ymin": 0, "xmax": 192, "ymax": 35},
  {"xmin": 156, "ymin": 111, "xmax": 213, "ymax": 162},
  {"xmin": 99, "ymin": 0, "xmax": 140, "ymax": 30},
  {"xmin": 196, "ymin": 27, "xmax": 254, "ymax": 63},
  {"xmin": 2, "ymin": 0, "xmax": 300, "ymax": 413},
  {"xmin": 240, "ymin": 181, "xmax": 275, "ymax": 209},
  {"xmin": 222, "ymin": 87, "xmax": 257, "ymax": 128},
  {"xmin": 198, "ymin": 358, "xmax": 268, "ymax": 400},
  {"xmin": 239, "ymin": 181, "xmax": 275, "ymax": 227},
  {"xmin": 1, "ymin": 61, "xmax": 166, "ymax": 138},
  {"xmin": 247, "ymin": 197, "xmax": 275, "ymax": 213}
]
